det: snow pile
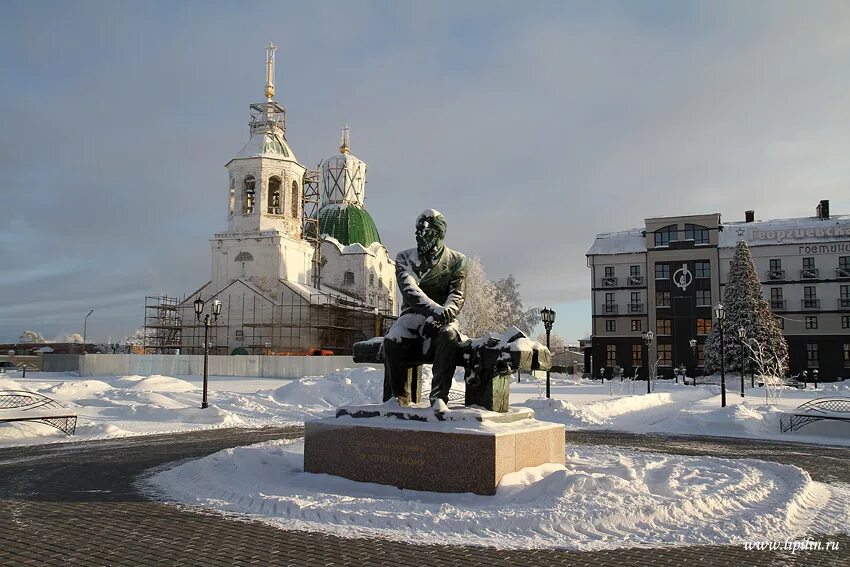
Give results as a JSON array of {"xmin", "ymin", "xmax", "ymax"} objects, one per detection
[
  {"xmin": 524, "ymin": 388, "xmax": 713, "ymax": 427},
  {"xmin": 145, "ymin": 441, "xmax": 850, "ymax": 550},
  {"xmin": 271, "ymin": 367, "xmax": 385, "ymax": 411},
  {"xmin": 111, "ymin": 375, "xmax": 198, "ymax": 392}
]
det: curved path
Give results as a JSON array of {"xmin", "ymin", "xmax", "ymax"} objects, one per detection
[{"xmin": 0, "ymin": 427, "xmax": 848, "ymax": 566}]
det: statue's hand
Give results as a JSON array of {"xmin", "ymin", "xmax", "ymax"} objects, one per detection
[{"xmin": 422, "ymin": 318, "xmax": 441, "ymax": 338}]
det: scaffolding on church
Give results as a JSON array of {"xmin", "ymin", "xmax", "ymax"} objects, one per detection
[
  {"xmin": 143, "ymin": 295, "xmax": 183, "ymax": 354},
  {"xmin": 176, "ymin": 289, "xmax": 394, "ymax": 356},
  {"xmin": 302, "ymin": 167, "xmax": 322, "ymax": 290}
]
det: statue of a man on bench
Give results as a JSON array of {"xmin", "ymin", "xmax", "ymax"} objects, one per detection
[{"xmin": 384, "ymin": 209, "xmax": 467, "ymax": 406}]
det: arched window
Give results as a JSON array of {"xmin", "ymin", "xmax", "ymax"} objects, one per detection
[
  {"xmin": 228, "ymin": 177, "xmax": 235, "ymax": 216},
  {"xmin": 268, "ymin": 176, "xmax": 282, "ymax": 214},
  {"xmin": 344, "ymin": 271, "xmax": 355, "ymax": 285},
  {"xmin": 369, "ymin": 273, "xmax": 375, "ymax": 287},
  {"xmin": 654, "ymin": 224, "xmax": 677, "ymax": 247},
  {"xmin": 684, "ymin": 223, "xmax": 710, "ymax": 245},
  {"xmin": 291, "ymin": 180, "xmax": 299, "ymax": 218},
  {"xmin": 243, "ymin": 176, "xmax": 255, "ymax": 214}
]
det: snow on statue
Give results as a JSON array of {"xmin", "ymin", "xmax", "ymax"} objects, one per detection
[{"xmin": 704, "ymin": 239, "xmax": 788, "ymax": 375}]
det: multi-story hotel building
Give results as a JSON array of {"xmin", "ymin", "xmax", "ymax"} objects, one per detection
[{"xmin": 586, "ymin": 200, "xmax": 850, "ymax": 380}]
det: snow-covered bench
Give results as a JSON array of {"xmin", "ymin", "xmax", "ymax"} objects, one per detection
[
  {"xmin": 780, "ymin": 397, "xmax": 850, "ymax": 433},
  {"xmin": 0, "ymin": 391, "xmax": 77, "ymax": 435}
]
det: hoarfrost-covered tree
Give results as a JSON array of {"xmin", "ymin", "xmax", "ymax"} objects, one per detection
[
  {"xmin": 19, "ymin": 330, "xmax": 47, "ymax": 343},
  {"xmin": 704, "ymin": 240, "xmax": 788, "ymax": 375},
  {"xmin": 535, "ymin": 331, "xmax": 566, "ymax": 351},
  {"xmin": 64, "ymin": 333, "xmax": 84, "ymax": 344},
  {"xmin": 493, "ymin": 274, "xmax": 538, "ymax": 334},
  {"xmin": 456, "ymin": 257, "xmax": 507, "ymax": 338}
]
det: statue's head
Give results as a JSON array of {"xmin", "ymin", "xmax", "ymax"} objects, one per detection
[{"xmin": 415, "ymin": 209, "xmax": 447, "ymax": 256}]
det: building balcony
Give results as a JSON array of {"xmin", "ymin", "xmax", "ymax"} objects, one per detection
[
  {"xmin": 770, "ymin": 299, "xmax": 787, "ymax": 311},
  {"xmin": 628, "ymin": 303, "xmax": 645, "ymax": 314},
  {"xmin": 767, "ymin": 269, "xmax": 785, "ymax": 281},
  {"xmin": 627, "ymin": 275, "xmax": 645, "ymax": 287},
  {"xmin": 601, "ymin": 277, "xmax": 618, "ymax": 288},
  {"xmin": 801, "ymin": 299, "xmax": 821, "ymax": 310},
  {"xmin": 601, "ymin": 304, "xmax": 619, "ymax": 314},
  {"xmin": 837, "ymin": 268, "xmax": 850, "ymax": 279},
  {"xmin": 839, "ymin": 298, "xmax": 850, "ymax": 310},
  {"xmin": 801, "ymin": 268, "xmax": 819, "ymax": 279}
]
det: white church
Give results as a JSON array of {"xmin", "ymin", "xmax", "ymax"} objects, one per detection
[{"xmin": 170, "ymin": 44, "xmax": 396, "ymax": 355}]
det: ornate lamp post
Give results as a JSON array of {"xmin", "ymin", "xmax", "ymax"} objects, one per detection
[
  {"xmin": 541, "ymin": 307, "xmax": 555, "ymax": 399},
  {"xmin": 82, "ymin": 308, "xmax": 94, "ymax": 355},
  {"xmin": 737, "ymin": 327, "xmax": 747, "ymax": 398},
  {"xmin": 194, "ymin": 297, "xmax": 222, "ymax": 409},
  {"xmin": 641, "ymin": 330, "xmax": 654, "ymax": 394},
  {"xmin": 714, "ymin": 303, "xmax": 727, "ymax": 408},
  {"xmin": 689, "ymin": 338, "xmax": 697, "ymax": 386}
]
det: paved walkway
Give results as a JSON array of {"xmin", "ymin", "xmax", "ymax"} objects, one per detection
[{"xmin": 0, "ymin": 427, "xmax": 848, "ymax": 566}]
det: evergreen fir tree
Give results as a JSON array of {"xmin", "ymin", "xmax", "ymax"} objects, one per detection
[{"xmin": 704, "ymin": 240, "xmax": 788, "ymax": 375}]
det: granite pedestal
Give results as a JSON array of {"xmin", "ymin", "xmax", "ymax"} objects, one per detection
[{"xmin": 303, "ymin": 405, "xmax": 565, "ymax": 495}]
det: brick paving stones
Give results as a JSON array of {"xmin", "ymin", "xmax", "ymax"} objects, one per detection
[{"xmin": 0, "ymin": 427, "xmax": 848, "ymax": 566}]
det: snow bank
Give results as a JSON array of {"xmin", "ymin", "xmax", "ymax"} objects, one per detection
[
  {"xmin": 145, "ymin": 441, "xmax": 850, "ymax": 550},
  {"xmin": 111, "ymin": 375, "xmax": 197, "ymax": 392},
  {"xmin": 271, "ymin": 367, "xmax": 384, "ymax": 410}
]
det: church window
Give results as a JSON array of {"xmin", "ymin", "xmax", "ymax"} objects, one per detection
[
  {"xmin": 244, "ymin": 176, "xmax": 256, "ymax": 214},
  {"xmin": 379, "ymin": 276, "xmax": 383, "ymax": 289},
  {"xmin": 369, "ymin": 273, "xmax": 375, "ymax": 287},
  {"xmin": 229, "ymin": 178, "xmax": 235, "ymax": 216},
  {"xmin": 268, "ymin": 176, "xmax": 282, "ymax": 214},
  {"xmin": 235, "ymin": 252, "xmax": 254, "ymax": 262},
  {"xmin": 291, "ymin": 181, "xmax": 300, "ymax": 218},
  {"xmin": 344, "ymin": 271, "xmax": 355, "ymax": 285}
]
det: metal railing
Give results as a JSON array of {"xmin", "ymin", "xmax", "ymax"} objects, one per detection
[
  {"xmin": 801, "ymin": 268, "xmax": 819, "ymax": 279},
  {"xmin": 628, "ymin": 303, "xmax": 644, "ymax": 314},
  {"xmin": 767, "ymin": 269, "xmax": 785, "ymax": 281},
  {"xmin": 770, "ymin": 299, "xmax": 787, "ymax": 310},
  {"xmin": 801, "ymin": 299, "xmax": 821, "ymax": 310},
  {"xmin": 627, "ymin": 275, "xmax": 645, "ymax": 287},
  {"xmin": 839, "ymin": 298, "xmax": 850, "ymax": 310},
  {"xmin": 837, "ymin": 268, "xmax": 850, "ymax": 279},
  {"xmin": 601, "ymin": 304, "xmax": 619, "ymax": 314},
  {"xmin": 601, "ymin": 277, "xmax": 618, "ymax": 288}
]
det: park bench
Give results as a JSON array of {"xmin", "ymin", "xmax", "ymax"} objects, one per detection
[
  {"xmin": 353, "ymin": 326, "xmax": 551, "ymax": 412},
  {"xmin": 780, "ymin": 397, "xmax": 850, "ymax": 433},
  {"xmin": 0, "ymin": 391, "xmax": 78, "ymax": 435}
]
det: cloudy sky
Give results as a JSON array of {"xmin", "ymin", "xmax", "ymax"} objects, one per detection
[{"xmin": 2, "ymin": 0, "xmax": 849, "ymax": 344}]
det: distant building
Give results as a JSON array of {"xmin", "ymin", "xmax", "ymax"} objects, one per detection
[
  {"xmin": 587, "ymin": 200, "xmax": 850, "ymax": 379},
  {"xmin": 146, "ymin": 45, "xmax": 395, "ymax": 355}
]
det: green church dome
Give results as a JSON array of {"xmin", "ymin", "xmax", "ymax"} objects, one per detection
[{"xmin": 318, "ymin": 204, "xmax": 382, "ymax": 247}]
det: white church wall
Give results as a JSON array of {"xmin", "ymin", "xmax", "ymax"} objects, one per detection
[
  {"xmin": 319, "ymin": 239, "xmax": 396, "ymax": 313},
  {"xmin": 211, "ymin": 233, "xmax": 313, "ymax": 291}
]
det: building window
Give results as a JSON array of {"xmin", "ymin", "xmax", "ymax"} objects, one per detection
[
  {"xmin": 604, "ymin": 266, "xmax": 615, "ymax": 277},
  {"xmin": 770, "ymin": 288, "xmax": 783, "ymax": 300},
  {"xmin": 606, "ymin": 345, "xmax": 616, "ymax": 366},
  {"xmin": 805, "ymin": 316, "xmax": 818, "ymax": 329},
  {"xmin": 631, "ymin": 320, "xmax": 642, "ymax": 332},
  {"xmin": 658, "ymin": 344, "xmax": 672, "ymax": 366},
  {"xmin": 694, "ymin": 260, "xmax": 711, "ymax": 278},
  {"xmin": 235, "ymin": 330, "xmax": 244, "ymax": 342},
  {"xmin": 806, "ymin": 343, "xmax": 819, "ymax": 368},
  {"xmin": 606, "ymin": 320, "xmax": 616, "ymax": 332},
  {"xmin": 343, "ymin": 271, "xmax": 355, "ymax": 285},
  {"xmin": 657, "ymin": 319, "xmax": 672, "ymax": 334},
  {"xmin": 655, "ymin": 263, "xmax": 669, "ymax": 280},
  {"xmin": 267, "ymin": 176, "xmax": 282, "ymax": 214},
  {"xmin": 654, "ymin": 225, "xmax": 678, "ymax": 247},
  {"xmin": 769, "ymin": 259, "xmax": 782, "ymax": 271},
  {"xmin": 630, "ymin": 265, "xmax": 641, "ymax": 276},
  {"xmin": 632, "ymin": 344, "xmax": 643, "ymax": 366},
  {"xmin": 841, "ymin": 257, "xmax": 850, "ymax": 270},
  {"xmin": 804, "ymin": 286, "xmax": 817, "ymax": 299},
  {"xmin": 844, "ymin": 344, "xmax": 850, "ymax": 368},
  {"xmin": 841, "ymin": 285, "xmax": 850, "ymax": 308},
  {"xmin": 695, "ymin": 290, "xmax": 712, "ymax": 306},
  {"xmin": 291, "ymin": 181, "xmax": 300, "ymax": 218},
  {"xmin": 697, "ymin": 318, "xmax": 712, "ymax": 335},
  {"xmin": 656, "ymin": 291, "xmax": 671, "ymax": 307},
  {"xmin": 803, "ymin": 257, "xmax": 815, "ymax": 270},
  {"xmin": 684, "ymin": 224, "xmax": 710, "ymax": 245},
  {"xmin": 697, "ymin": 344, "xmax": 705, "ymax": 366},
  {"xmin": 243, "ymin": 175, "xmax": 256, "ymax": 213},
  {"xmin": 369, "ymin": 273, "xmax": 375, "ymax": 286},
  {"xmin": 843, "ymin": 316, "xmax": 850, "ymax": 329}
]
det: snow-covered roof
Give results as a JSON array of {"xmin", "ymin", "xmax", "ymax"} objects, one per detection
[
  {"xmin": 720, "ymin": 214, "xmax": 850, "ymax": 248},
  {"xmin": 586, "ymin": 228, "xmax": 645, "ymax": 256},
  {"xmin": 280, "ymin": 280, "xmax": 373, "ymax": 310},
  {"xmin": 320, "ymin": 234, "xmax": 390, "ymax": 258}
]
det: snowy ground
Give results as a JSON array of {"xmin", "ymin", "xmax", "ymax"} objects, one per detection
[
  {"xmin": 142, "ymin": 439, "xmax": 850, "ymax": 550},
  {"xmin": 2, "ymin": 368, "xmax": 850, "ymax": 447}
]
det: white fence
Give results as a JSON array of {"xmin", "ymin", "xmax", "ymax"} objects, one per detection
[{"xmin": 78, "ymin": 354, "xmax": 374, "ymax": 379}]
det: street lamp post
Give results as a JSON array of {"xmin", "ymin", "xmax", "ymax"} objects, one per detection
[
  {"xmin": 194, "ymin": 297, "xmax": 222, "ymax": 409},
  {"xmin": 715, "ymin": 304, "xmax": 727, "ymax": 408},
  {"xmin": 738, "ymin": 327, "xmax": 746, "ymax": 398},
  {"xmin": 541, "ymin": 307, "xmax": 555, "ymax": 399},
  {"xmin": 689, "ymin": 338, "xmax": 697, "ymax": 386},
  {"xmin": 82, "ymin": 309, "xmax": 94, "ymax": 355},
  {"xmin": 641, "ymin": 330, "xmax": 654, "ymax": 394}
]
